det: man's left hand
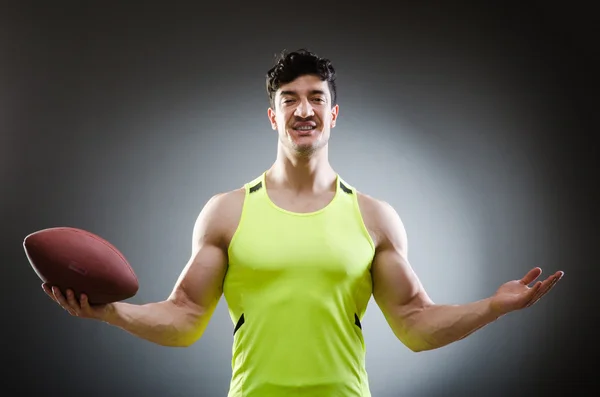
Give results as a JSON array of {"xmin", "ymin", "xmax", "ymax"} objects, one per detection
[{"xmin": 490, "ymin": 267, "xmax": 564, "ymax": 315}]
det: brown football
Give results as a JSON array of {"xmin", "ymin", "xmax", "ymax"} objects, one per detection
[{"xmin": 24, "ymin": 227, "xmax": 138, "ymax": 305}]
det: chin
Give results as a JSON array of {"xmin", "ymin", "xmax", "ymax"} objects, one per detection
[{"xmin": 293, "ymin": 138, "xmax": 328, "ymax": 156}]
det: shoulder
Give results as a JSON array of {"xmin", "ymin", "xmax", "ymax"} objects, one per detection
[
  {"xmin": 356, "ymin": 191, "xmax": 407, "ymax": 250},
  {"xmin": 193, "ymin": 187, "xmax": 246, "ymax": 249},
  {"xmin": 203, "ymin": 187, "xmax": 246, "ymax": 216}
]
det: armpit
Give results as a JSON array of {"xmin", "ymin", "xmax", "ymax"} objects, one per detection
[{"xmin": 356, "ymin": 192, "xmax": 385, "ymax": 249}]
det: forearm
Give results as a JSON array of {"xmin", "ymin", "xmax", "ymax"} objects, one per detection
[
  {"xmin": 393, "ymin": 297, "xmax": 501, "ymax": 352},
  {"xmin": 103, "ymin": 300, "xmax": 209, "ymax": 347}
]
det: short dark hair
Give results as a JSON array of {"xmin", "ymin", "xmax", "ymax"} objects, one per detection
[{"xmin": 266, "ymin": 49, "xmax": 337, "ymax": 109}]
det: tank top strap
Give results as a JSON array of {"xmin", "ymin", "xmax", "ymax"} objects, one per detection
[
  {"xmin": 243, "ymin": 173, "xmax": 267, "ymax": 197},
  {"xmin": 337, "ymin": 175, "xmax": 356, "ymax": 195}
]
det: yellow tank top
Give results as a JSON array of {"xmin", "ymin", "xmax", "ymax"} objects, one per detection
[{"xmin": 223, "ymin": 172, "xmax": 375, "ymax": 397}]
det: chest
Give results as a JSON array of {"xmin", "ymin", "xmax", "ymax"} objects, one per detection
[
  {"xmin": 228, "ymin": 211, "xmax": 374, "ymax": 288},
  {"xmin": 266, "ymin": 189, "xmax": 336, "ymax": 214}
]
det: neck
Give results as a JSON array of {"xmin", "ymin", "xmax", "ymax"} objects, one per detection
[{"xmin": 268, "ymin": 144, "xmax": 336, "ymax": 192}]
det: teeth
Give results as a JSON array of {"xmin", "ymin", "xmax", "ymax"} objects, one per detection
[{"xmin": 296, "ymin": 126, "xmax": 314, "ymax": 130}]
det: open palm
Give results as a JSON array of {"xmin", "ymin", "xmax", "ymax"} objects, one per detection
[{"xmin": 490, "ymin": 267, "xmax": 563, "ymax": 315}]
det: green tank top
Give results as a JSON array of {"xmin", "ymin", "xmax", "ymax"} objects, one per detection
[{"xmin": 223, "ymin": 172, "xmax": 375, "ymax": 397}]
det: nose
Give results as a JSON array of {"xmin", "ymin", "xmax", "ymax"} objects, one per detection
[{"xmin": 294, "ymin": 99, "xmax": 314, "ymax": 118}]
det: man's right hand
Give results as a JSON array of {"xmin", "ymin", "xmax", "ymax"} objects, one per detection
[
  {"xmin": 42, "ymin": 283, "xmax": 113, "ymax": 322},
  {"xmin": 36, "ymin": 190, "xmax": 239, "ymax": 347}
]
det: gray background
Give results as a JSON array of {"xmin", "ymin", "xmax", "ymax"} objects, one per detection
[{"xmin": 2, "ymin": 2, "xmax": 597, "ymax": 396}]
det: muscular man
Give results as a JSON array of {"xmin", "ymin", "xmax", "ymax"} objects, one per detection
[{"xmin": 43, "ymin": 49, "xmax": 564, "ymax": 397}]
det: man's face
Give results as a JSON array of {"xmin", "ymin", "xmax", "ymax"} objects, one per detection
[{"xmin": 268, "ymin": 74, "xmax": 339, "ymax": 156}]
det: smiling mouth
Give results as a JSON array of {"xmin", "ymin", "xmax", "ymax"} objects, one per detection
[{"xmin": 292, "ymin": 122, "xmax": 317, "ymax": 130}]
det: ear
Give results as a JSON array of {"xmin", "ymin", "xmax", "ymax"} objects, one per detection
[
  {"xmin": 330, "ymin": 105, "xmax": 339, "ymax": 128},
  {"xmin": 267, "ymin": 108, "xmax": 277, "ymax": 130}
]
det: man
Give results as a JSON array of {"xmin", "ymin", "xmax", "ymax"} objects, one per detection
[{"xmin": 43, "ymin": 49, "xmax": 564, "ymax": 397}]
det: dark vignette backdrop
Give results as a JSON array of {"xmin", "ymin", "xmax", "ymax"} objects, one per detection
[{"xmin": 2, "ymin": 2, "xmax": 597, "ymax": 397}]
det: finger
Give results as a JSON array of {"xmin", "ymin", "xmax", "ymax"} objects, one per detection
[
  {"xmin": 51, "ymin": 287, "xmax": 70, "ymax": 310},
  {"xmin": 52, "ymin": 287, "xmax": 78, "ymax": 316},
  {"xmin": 80, "ymin": 294, "xmax": 91, "ymax": 313},
  {"xmin": 513, "ymin": 281, "xmax": 541, "ymax": 310},
  {"xmin": 42, "ymin": 284, "xmax": 57, "ymax": 301},
  {"xmin": 52, "ymin": 286, "xmax": 64, "ymax": 303},
  {"xmin": 539, "ymin": 272, "xmax": 561, "ymax": 296},
  {"xmin": 65, "ymin": 289, "xmax": 82, "ymax": 315},
  {"xmin": 538, "ymin": 273, "xmax": 561, "ymax": 298},
  {"xmin": 525, "ymin": 281, "xmax": 543, "ymax": 300},
  {"xmin": 527, "ymin": 277, "xmax": 552, "ymax": 306},
  {"xmin": 525, "ymin": 281, "xmax": 545, "ymax": 307},
  {"xmin": 553, "ymin": 270, "xmax": 565, "ymax": 280},
  {"xmin": 520, "ymin": 267, "xmax": 542, "ymax": 286},
  {"xmin": 527, "ymin": 272, "xmax": 562, "ymax": 307}
]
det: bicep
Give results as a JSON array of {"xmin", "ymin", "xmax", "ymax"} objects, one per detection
[
  {"xmin": 169, "ymin": 240, "xmax": 227, "ymax": 315},
  {"xmin": 168, "ymin": 195, "xmax": 230, "ymax": 316},
  {"xmin": 372, "ymin": 203, "xmax": 433, "ymax": 323}
]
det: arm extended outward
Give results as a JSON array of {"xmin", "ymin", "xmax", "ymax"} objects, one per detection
[
  {"xmin": 367, "ymin": 198, "xmax": 563, "ymax": 352},
  {"xmin": 44, "ymin": 192, "xmax": 240, "ymax": 347}
]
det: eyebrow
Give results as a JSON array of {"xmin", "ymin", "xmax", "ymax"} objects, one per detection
[{"xmin": 280, "ymin": 89, "xmax": 327, "ymax": 97}]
